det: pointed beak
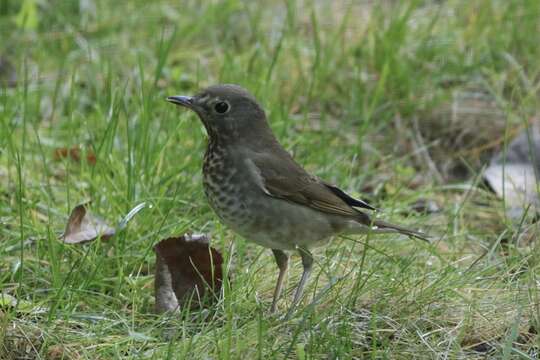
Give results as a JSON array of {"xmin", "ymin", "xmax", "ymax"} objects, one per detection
[{"xmin": 166, "ymin": 95, "xmax": 194, "ymax": 109}]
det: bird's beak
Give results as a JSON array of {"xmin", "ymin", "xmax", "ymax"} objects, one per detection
[{"xmin": 166, "ymin": 95, "xmax": 194, "ymax": 109}]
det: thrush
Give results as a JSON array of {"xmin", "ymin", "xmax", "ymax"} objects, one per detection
[{"xmin": 167, "ymin": 84, "xmax": 428, "ymax": 314}]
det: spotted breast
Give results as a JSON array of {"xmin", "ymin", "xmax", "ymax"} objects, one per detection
[
  {"xmin": 202, "ymin": 141, "xmax": 255, "ymax": 231},
  {"xmin": 201, "ymin": 141, "xmax": 340, "ymax": 251}
]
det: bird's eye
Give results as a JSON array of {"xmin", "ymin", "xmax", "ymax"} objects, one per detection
[{"xmin": 214, "ymin": 101, "xmax": 229, "ymax": 114}]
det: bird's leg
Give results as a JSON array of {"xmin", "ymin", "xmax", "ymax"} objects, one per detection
[
  {"xmin": 286, "ymin": 247, "xmax": 313, "ymax": 318},
  {"xmin": 270, "ymin": 249, "xmax": 289, "ymax": 313}
]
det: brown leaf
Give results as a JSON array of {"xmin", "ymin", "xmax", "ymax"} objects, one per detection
[
  {"xmin": 154, "ymin": 234, "xmax": 223, "ymax": 313},
  {"xmin": 61, "ymin": 203, "xmax": 115, "ymax": 244},
  {"xmin": 53, "ymin": 146, "xmax": 96, "ymax": 165}
]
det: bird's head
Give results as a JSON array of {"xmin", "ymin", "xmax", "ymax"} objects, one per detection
[{"xmin": 167, "ymin": 84, "xmax": 271, "ymax": 143}]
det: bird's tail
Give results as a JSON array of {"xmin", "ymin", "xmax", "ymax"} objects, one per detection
[{"xmin": 372, "ymin": 219, "xmax": 430, "ymax": 242}]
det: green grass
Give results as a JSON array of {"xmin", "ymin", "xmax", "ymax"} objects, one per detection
[{"xmin": 1, "ymin": 0, "xmax": 540, "ymax": 358}]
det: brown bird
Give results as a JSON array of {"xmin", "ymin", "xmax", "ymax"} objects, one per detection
[{"xmin": 167, "ymin": 84, "xmax": 428, "ymax": 314}]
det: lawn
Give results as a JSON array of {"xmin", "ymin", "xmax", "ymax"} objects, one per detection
[{"xmin": 1, "ymin": 0, "xmax": 540, "ymax": 358}]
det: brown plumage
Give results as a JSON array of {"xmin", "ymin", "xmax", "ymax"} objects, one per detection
[{"xmin": 167, "ymin": 84, "xmax": 428, "ymax": 315}]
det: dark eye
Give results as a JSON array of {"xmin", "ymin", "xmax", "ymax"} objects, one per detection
[{"xmin": 214, "ymin": 101, "xmax": 229, "ymax": 114}]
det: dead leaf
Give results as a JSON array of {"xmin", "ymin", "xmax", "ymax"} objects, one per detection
[
  {"xmin": 53, "ymin": 146, "xmax": 96, "ymax": 165},
  {"xmin": 61, "ymin": 203, "xmax": 115, "ymax": 244},
  {"xmin": 484, "ymin": 122, "xmax": 540, "ymax": 219},
  {"xmin": 484, "ymin": 164, "xmax": 538, "ymax": 207},
  {"xmin": 60, "ymin": 202, "xmax": 145, "ymax": 245},
  {"xmin": 154, "ymin": 233, "xmax": 223, "ymax": 313}
]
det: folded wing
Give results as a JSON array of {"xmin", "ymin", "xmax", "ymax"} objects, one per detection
[{"xmin": 246, "ymin": 151, "xmax": 429, "ymax": 242}]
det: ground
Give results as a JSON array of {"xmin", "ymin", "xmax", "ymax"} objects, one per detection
[{"xmin": 1, "ymin": 0, "xmax": 540, "ymax": 358}]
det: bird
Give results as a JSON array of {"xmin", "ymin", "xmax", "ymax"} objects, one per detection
[{"xmin": 166, "ymin": 84, "xmax": 428, "ymax": 315}]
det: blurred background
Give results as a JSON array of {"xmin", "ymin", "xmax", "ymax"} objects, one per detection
[{"xmin": 2, "ymin": 1, "xmax": 539, "ymax": 177}]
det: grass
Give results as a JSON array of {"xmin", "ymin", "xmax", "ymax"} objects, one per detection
[{"xmin": 1, "ymin": 0, "xmax": 540, "ymax": 358}]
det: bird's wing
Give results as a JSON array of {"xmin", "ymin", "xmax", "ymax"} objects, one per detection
[
  {"xmin": 321, "ymin": 181, "xmax": 376, "ymax": 211},
  {"xmin": 246, "ymin": 152, "xmax": 373, "ymax": 218},
  {"xmin": 246, "ymin": 152, "xmax": 429, "ymax": 242}
]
